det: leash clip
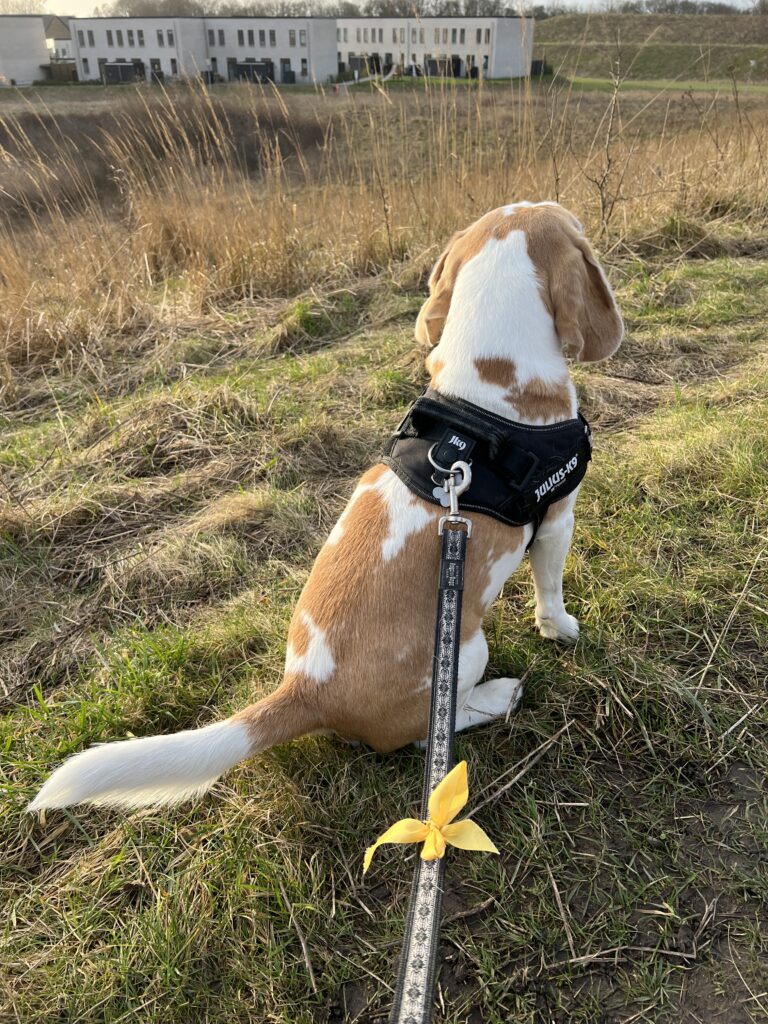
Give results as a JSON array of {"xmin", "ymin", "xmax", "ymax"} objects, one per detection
[{"xmin": 438, "ymin": 461, "xmax": 473, "ymax": 537}]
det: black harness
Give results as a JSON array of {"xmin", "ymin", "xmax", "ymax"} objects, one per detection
[{"xmin": 382, "ymin": 387, "xmax": 592, "ymax": 537}]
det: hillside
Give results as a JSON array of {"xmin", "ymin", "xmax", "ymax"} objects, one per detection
[{"xmin": 536, "ymin": 13, "xmax": 768, "ymax": 80}]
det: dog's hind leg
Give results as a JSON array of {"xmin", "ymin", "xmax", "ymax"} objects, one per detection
[{"xmin": 455, "ymin": 676, "xmax": 523, "ymax": 732}]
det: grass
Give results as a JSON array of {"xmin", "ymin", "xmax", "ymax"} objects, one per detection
[
  {"xmin": 571, "ymin": 76, "xmax": 768, "ymax": 96},
  {"xmin": 2, "ymin": 251, "xmax": 767, "ymax": 1022},
  {"xmin": 535, "ymin": 12, "xmax": 768, "ymax": 83},
  {"xmin": 1, "ymin": 72, "xmax": 768, "ymax": 1022}
]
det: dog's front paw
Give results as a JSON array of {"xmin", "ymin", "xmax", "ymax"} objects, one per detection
[{"xmin": 536, "ymin": 612, "xmax": 580, "ymax": 644}]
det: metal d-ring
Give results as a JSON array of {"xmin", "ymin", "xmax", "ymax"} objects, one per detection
[{"xmin": 427, "ymin": 445, "xmax": 472, "ymax": 492}]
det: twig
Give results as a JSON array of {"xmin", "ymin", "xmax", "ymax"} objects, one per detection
[
  {"xmin": 278, "ymin": 880, "xmax": 318, "ymax": 995},
  {"xmin": 546, "ymin": 863, "xmax": 577, "ymax": 960},
  {"xmin": 471, "ymin": 721, "xmax": 575, "ymax": 813},
  {"xmin": 443, "ymin": 895, "xmax": 496, "ymax": 925}
]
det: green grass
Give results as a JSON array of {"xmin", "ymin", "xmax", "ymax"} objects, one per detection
[
  {"xmin": 2, "ymin": 254, "xmax": 767, "ymax": 1022},
  {"xmin": 538, "ymin": 41, "xmax": 768, "ymax": 82},
  {"xmin": 572, "ymin": 76, "xmax": 768, "ymax": 95}
]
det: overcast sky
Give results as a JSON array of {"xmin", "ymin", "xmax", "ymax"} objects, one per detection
[{"xmin": 49, "ymin": 0, "xmax": 757, "ymax": 18}]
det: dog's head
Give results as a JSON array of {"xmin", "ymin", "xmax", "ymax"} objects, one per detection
[{"xmin": 415, "ymin": 202, "xmax": 623, "ymax": 363}]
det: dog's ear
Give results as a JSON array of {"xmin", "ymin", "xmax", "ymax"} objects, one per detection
[
  {"xmin": 549, "ymin": 232, "xmax": 623, "ymax": 363},
  {"xmin": 415, "ymin": 230, "xmax": 467, "ymax": 348}
]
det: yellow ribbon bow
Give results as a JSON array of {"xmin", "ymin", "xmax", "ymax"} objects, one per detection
[{"xmin": 363, "ymin": 760, "xmax": 498, "ymax": 874}]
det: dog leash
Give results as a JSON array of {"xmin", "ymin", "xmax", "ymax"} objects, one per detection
[{"xmin": 364, "ymin": 459, "xmax": 499, "ymax": 1024}]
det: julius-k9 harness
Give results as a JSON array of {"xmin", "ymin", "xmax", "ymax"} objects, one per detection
[{"xmin": 382, "ymin": 387, "xmax": 593, "ymax": 537}]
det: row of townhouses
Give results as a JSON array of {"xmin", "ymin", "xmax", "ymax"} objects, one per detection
[{"xmin": 0, "ymin": 14, "xmax": 534, "ymax": 88}]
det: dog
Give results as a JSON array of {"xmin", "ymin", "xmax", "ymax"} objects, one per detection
[{"xmin": 29, "ymin": 201, "xmax": 623, "ymax": 812}]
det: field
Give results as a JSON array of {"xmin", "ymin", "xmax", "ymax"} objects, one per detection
[
  {"xmin": 1, "ymin": 73, "xmax": 767, "ymax": 1023},
  {"xmin": 536, "ymin": 13, "xmax": 768, "ymax": 81}
]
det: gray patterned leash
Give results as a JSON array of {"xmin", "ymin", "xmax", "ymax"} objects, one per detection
[{"xmin": 389, "ymin": 460, "xmax": 472, "ymax": 1024}]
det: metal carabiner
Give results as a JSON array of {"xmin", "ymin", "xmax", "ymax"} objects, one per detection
[{"xmin": 438, "ymin": 461, "xmax": 473, "ymax": 537}]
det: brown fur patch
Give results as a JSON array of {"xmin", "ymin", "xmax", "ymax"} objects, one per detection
[{"xmin": 473, "ymin": 356, "xmax": 575, "ymax": 421}]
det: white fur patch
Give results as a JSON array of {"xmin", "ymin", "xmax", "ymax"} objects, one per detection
[
  {"xmin": 376, "ymin": 471, "xmax": 433, "ymax": 561},
  {"xmin": 429, "ymin": 228, "xmax": 575, "ymax": 424},
  {"xmin": 482, "ymin": 550, "xmax": 525, "ymax": 608},
  {"xmin": 285, "ymin": 611, "xmax": 336, "ymax": 683},
  {"xmin": 326, "ymin": 480, "xmax": 377, "ymax": 546},
  {"xmin": 457, "ymin": 630, "xmax": 490, "ymax": 694},
  {"xmin": 326, "ymin": 470, "xmax": 432, "ymax": 560},
  {"xmin": 28, "ymin": 719, "xmax": 252, "ymax": 810}
]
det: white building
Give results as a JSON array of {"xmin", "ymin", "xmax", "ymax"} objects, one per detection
[
  {"xmin": 69, "ymin": 16, "xmax": 337, "ymax": 85},
  {"xmin": 335, "ymin": 16, "xmax": 534, "ymax": 79},
  {"xmin": 0, "ymin": 15, "xmax": 50, "ymax": 86},
  {"xmin": 44, "ymin": 15, "xmax": 74, "ymax": 60}
]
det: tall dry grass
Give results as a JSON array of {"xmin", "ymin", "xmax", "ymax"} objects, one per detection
[{"xmin": 1, "ymin": 76, "xmax": 767, "ymax": 376}]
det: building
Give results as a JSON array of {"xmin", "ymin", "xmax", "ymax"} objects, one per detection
[
  {"xmin": 335, "ymin": 16, "xmax": 534, "ymax": 79},
  {"xmin": 69, "ymin": 16, "xmax": 337, "ymax": 85},
  {"xmin": 43, "ymin": 15, "xmax": 78, "ymax": 82},
  {"xmin": 0, "ymin": 15, "xmax": 50, "ymax": 87},
  {"xmin": 44, "ymin": 15, "xmax": 74, "ymax": 59}
]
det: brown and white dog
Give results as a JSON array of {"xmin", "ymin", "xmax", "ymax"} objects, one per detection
[{"xmin": 30, "ymin": 201, "xmax": 623, "ymax": 812}]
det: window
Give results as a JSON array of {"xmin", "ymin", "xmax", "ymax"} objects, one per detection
[
  {"xmin": 378, "ymin": 28, "xmax": 383, "ymax": 43},
  {"xmin": 363, "ymin": 28, "xmax": 368, "ymax": 43},
  {"xmin": 127, "ymin": 29, "xmax": 134, "ymax": 46},
  {"xmin": 299, "ymin": 29, "xmax": 306, "ymax": 46},
  {"xmin": 167, "ymin": 29, "xmax": 174, "ymax": 46},
  {"xmin": 88, "ymin": 29, "xmax": 94, "ymax": 45},
  {"xmin": 77, "ymin": 29, "xmax": 85, "ymax": 46},
  {"xmin": 248, "ymin": 29, "xmax": 254, "ymax": 45},
  {"xmin": 82, "ymin": 56, "xmax": 89, "ymax": 74},
  {"xmin": 460, "ymin": 29, "xmax": 465, "ymax": 44},
  {"xmin": 259, "ymin": 30, "xmax": 265, "ymax": 45},
  {"xmin": 238, "ymin": 29, "xmax": 244, "ymax": 46},
  {"xmin": 157, "ymin": 30, "xmax": 164, "ymax": 47},
  {"xmin": 137, "ymin": 29, "xmax": 144, "ymax": 46},
  {"xmin": 451, "ymin": 28, "xmax": 456, "ymax": 44},
  {"xmin": 336, "ymin": 28, "xmax": 340, "ymax": 42},
  {"xmin": 411, "ymin": 29, "xmax": 416, "ymax": 44},
  {"xmin": 269, "ymin": 30, "xmax": 275, "ymax": 46},
  {"xmin": 115, "ymin": 29, "xmax": 122, "ymax": 45},
  {"xmin": 343, "ymin": 28, "xmax": 348, "ymax": 42},
  {"xmin": 170, "ymin": 57, "xmax": 178, "ymax": 74},
  {"xmin": 476, "ymin": 28, "xmax": 482, "ymax": 44},
  {"xmin": 419, "ymin": 29, "xmax": 424, "ymax": 44},
  {"xmin": 442, "ymin": 28, "xmax": 448, "ymax": 44},
  {"xmin": 356, "ymin": 28, "xmax": 361, "ymax": 43},
  {"xmin": 106, "ymin": 29, "xmax": 113, "ymax": 46},
  {"xmin": 301, "ymin": 57, "xmax": 307, "ymax": 77},
  {"xmin": 208, "ymin": 29, "xmax": 215, "ymax": 45},
  {"xmin": 484, "ymin": 28, "xmax": 491, "ymax": 43},
  {"xmin": 392, "ymin": 28, "xmax": 397, "ymax": 43},
  {"xmin": 434, "ymin": 28, "xmax": 439, "ymax": 44},
  {"xmin": 400, "ymin": 28, "xmax": 405, "ymax": 43},
  {"xmin": 289, "ymin": 30, "xmax": 296, "ymax": 47},
  {"xmin": 218, "ymin": 29, "xmax": 225, "ymax": 45}
]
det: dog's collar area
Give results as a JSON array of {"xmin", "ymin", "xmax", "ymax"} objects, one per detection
[{"xmin": 382, "ymin": 387, "xmax": 593, "ymax": 535}]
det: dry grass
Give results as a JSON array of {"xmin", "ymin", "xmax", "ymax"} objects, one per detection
[{"xmin": 2, "ymin": 77, "xmax": 768, "ymax": 389}]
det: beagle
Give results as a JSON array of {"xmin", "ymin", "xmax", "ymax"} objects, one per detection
[{"xmin": 30, "ymin": 201, "xmax": 623, "ymax": 812}]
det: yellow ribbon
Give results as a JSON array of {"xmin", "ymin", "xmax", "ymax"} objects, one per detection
[{"xmin": 363, "ymin": 761, "xmax": 498, "ymax": 874}]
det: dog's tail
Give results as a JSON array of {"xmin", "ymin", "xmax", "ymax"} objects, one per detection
[{"xmin": 28, "ymin": 687, "xmax": 317, "ymax": 812}]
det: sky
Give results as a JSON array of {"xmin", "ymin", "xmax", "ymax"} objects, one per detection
[{"xmin": 46, "ymin": 0, "xmax": 758, "ymax": 18}]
